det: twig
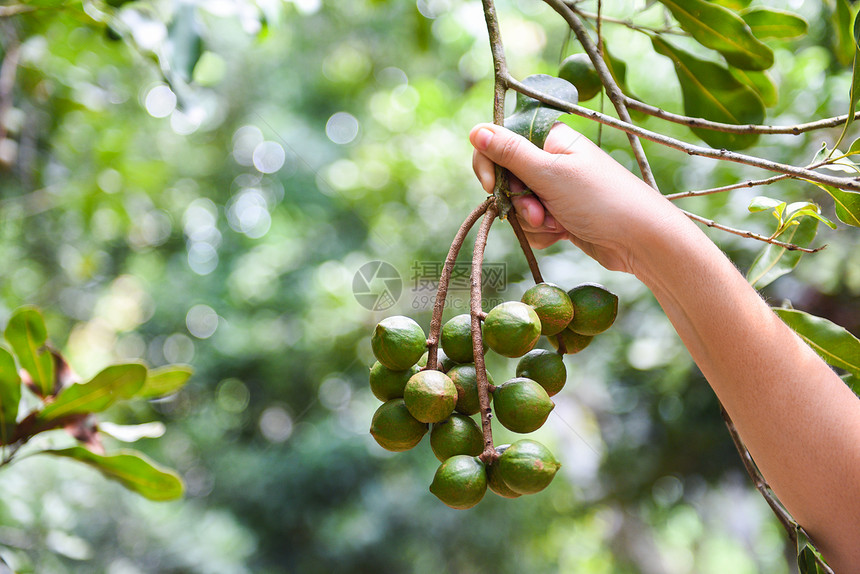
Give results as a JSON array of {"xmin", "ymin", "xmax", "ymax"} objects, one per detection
[
  {"xmin": 574, "ymin": 8, "xmax": 688, "ymax": 36},
  {"xmin": 681, "ymin": 210, "xmax": 825, "ymax": 253},
  {"xmin": 626, "ymin": 96, "xmax": 860, "ymax": 136},
  {"xmin": 0, "ymin": 5, "xmax": 36, "ymax": 17},
  {"xmin": 507, "ymin": 213, "xmax": 543, "ymax": 284},
  {"xmin": 426, "ymin": 198, "xmax": 493, "ymax": 371},
  {"xmin": 543, "ymin": 0, "xmax": 658, "ymax": 190},
  {"xmin": 481, "ymin": 0, "xmax": 515, "ymax": 219},
  {"xmin": 504, "ymin": 74, "xmax": 860, "ymax": 192},
  {"xmin": 0, "ymin": 28, "xmax": 20, "ymax": 144},
  {"xmin": 720, "ymin": 406, "xmax": 835, "ymax": 574},
  {"xmin": 472, "ymin": 204, "xmax": 498, "ymax": 463},
  {"xmin": 666, "ymin": 174, "xmax": 790, "ymax": 201}
]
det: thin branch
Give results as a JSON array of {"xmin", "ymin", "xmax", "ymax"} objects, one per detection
[
  {"xmin": 720, "ymin": 406, "xmax": 796, "ymax": 537},
  {"xmin": 472, "ymin": 204, "xmax": 499, "ymax": 464},
  {"xmin": 666, "ymin": 174, "xmax": 790, "ymax": 201},
  {"xmin": 543, "ymin": 0, "xmax": 658, "ymax": 190},
  {"xmin": 575, "ymin": 8, "xmax": 688, "ymax": 36},
  {"xmin": 625, "ymin": 95, "xmax": 860, "ymax": 136},
  {"xmin": 504, "ymin": 74, "xmax": 860, "ymax": 192},
  {"xmin": 720, "ymin": 406, "xmax": 835, "ymax": 574},
  {"xmin": 426, "ymin": 198, "xmax": 493, "ymax": 371},
  {"xmin": 681, "ymin": 209, "xmax": 825, "ymax": 253},
  {"xmin": 507, "ymin": 214, "xmax": 543, "ymax": 284},
  {"xmin": 0, "ymin": 27, "xmax": 20, "ymax": 144},
  {"xmin": 0, "ymin": 5, "xmax": 36, "ymax": 17},
  {"xmin": 481, "ymin": 0, "xmax": 515, "ymax": 219}
]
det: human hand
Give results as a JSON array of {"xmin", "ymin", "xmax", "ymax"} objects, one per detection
[{"xmin": 470, "ymin": 122, "xmax": 676, "ymax": 275}]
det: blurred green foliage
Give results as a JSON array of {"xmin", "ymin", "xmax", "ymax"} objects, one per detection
[{"xmin": 0, "ymin": 0, "xmax": 857, "ymax": 572}]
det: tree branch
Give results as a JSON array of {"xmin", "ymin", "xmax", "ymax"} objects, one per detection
[
  {"xmin": 543, "ymin": 0, "xmax": 658, "ymax": 190},
  {"xmin": 426, "ymin": 198, "xmax": 493, "ymax": 371},
  {"xmin": 481, "ymin": 0, "xmax": 515, "ymax": 220},
  {"xmin": 666, "ymin": 174, "xmax": 790, "ymax": 201},
  {"xmin": 720, "ymin": 406, "xmax": 835, "ymax": 574},
  {"xmin": 472, "ymin": 204, "xmax": 498, "ymax": 464},
  {"xmin": 507, "ymin": 213, "xmax": 543, "ymax": 284},
  {"xmin": 625, "ymin": 95, "xmax": 860, "ymax": 136},
  {"xmin": 504, "ymin": 74, "xmax": 860, "ymax": 192},
  {"xmin": 681, "ymin": 209, "xmax": 825, "ymax": 253}
]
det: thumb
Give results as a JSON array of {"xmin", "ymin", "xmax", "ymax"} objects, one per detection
[{"xmin": 469, "ymin": 123, "xmax": 552, "ymax": 186}]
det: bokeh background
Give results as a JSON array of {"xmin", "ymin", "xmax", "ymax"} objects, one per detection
[{"xmin": 0, "ymin": 0, "xmax": 858, "ymax": 572}]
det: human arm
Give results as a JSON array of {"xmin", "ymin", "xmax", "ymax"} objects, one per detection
[{"xmin": 470, "ymin": 122, "xmax": 860, "ymax": 571}]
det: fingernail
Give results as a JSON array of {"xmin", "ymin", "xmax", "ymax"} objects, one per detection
[
  {"xmin": 474, "ymin": 127, "xmax": 493, "ymax": 150},
  {"xmin": 519, "ymin": 204, "xmax": 532, "ymax": 223}
]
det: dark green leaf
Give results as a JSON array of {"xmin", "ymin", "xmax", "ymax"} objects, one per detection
[
  {"xmin": 0, "ymin": 347, "xmax": 20, "ymax": 443},
  {"xmin": 773, "ymin": 308, "xmax": 860, "ymax": 377},
  {"xmin": 740, "ymin": 8, "xmax": 808, "ymax": 39},
  {"xmin": 747, "ymin": 217, "xmax": 818, "ymax": 288},
  {"xmin": 4, "ymin": 306, "xmax": 54, "ymax": 397},
  {"xmin": 37, "ymin": 363, "xmax": 147, "ymax": 423},
  {"xmin": 730, "ymin": 68, "xmax": 778, "ymax": 107},
  {"xmin": 842, "ymin": 373, "xmax": 860, "ymax": 395},
  {"xmin": 832, "ymin": 0, "xmax": 856, "ymax": 67},
  {"xmin": 168, "ymin": 3, "xmax": 204, "ymax": 84},
  {"xmin": 504, "ymin": 74, "xmax": 578, "ymax": 149},
  {"xmin": 656, "ymin": 0, "xmax": 774, "ymax": 70},
  {"xmin": 651, "ymin": 36, "xmax": 765, "ymax": 149},
  {"xmin": 41, "ymin": 447, "xmax": 184, "ymax": 501},
  {"xmin": 137, "ymin": 364, "xmax": 192, "ymax": 400},
  {"xmin": 797, "ymin": 527, "xmax": 829, "ymax": 574},
  {"xmin": 833, "ymin": 13, "xmax": 860, "ymax": 150}
]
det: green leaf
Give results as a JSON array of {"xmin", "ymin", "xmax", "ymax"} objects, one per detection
[
  {"xmin": 730, "ymin": 68, "xmax": 778, "ymax": 107},
  {"xmin": 747, "ymin": 217, "xmax": 818, "ymax": 289},
  {"xmin": 136, "ymin": 364, "xmax": 193, "ymax": 400},
  {"xmin": 808, "ymin": 182, "xmax": 860, "ymax": 227},
  {"xmin": 37, "ymin": 363, "xmax": 147, "ymax": 423},
  {"xmin": 740, "ymin": 8, "xmax": 808, "ymax": 39},
  {"xmin": 832, "ymin": 0, "xmax": 856, "ymax": 67},
  {"xmin": 41, "ymin": 447, "xmax": 184, "ymax": 501},
  {"xmin": 748, "ymin": 195, "xmax": 783, "ymax": 212},
  {"xmin": 797, "ymin": 527, "xmax": 829, "ymax": 573},
  {"xmin": 773, "ymin": 308, "xmax": 860, "ymax": 377},
  {"xmin": 651, "ymin": 36, "xmax": 765, "ymax": 150},
  {"xmin": 504, "ymin": 74, "xmax": 579, "ymax": 149},
  {"xmin": 834, "ymin": 12, "xmax": 860, "ymax": 150},
  {"xmin": 656, "ymin": 0, "xmax": 774, "ymax": 70},
  {"xmin": 4, "ymin": 306, "xmax": 54, "ymax": 397},
  {"xmin": 0, "ymin": 347, "xmax": 21, "ymax": 443},
  {"xmin": 167, "ymin": 3, "xmax": 204, "ymax": 84},
  {"xmin": 842, "ymin": 372, "xmax": 860, "ymax": 395},
  {"xmin": 782, "ymin": 202, "xmax": 836, "ymax": 230}
]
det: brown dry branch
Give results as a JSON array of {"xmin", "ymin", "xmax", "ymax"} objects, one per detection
[
  {"xmin": 543, "ymin": 0, "xmax": 658, "ymax": 190},
  {"xmin": 681, "ymin": 210, "xmax": 825, "ymax": 253},
  {"xmin": 720, "ymin": 407, "xmax": 835, "ymax": 574},
  {"xmin": 505, "ymin": 74, "xmax": 860, "ymax": 192},
  {"xmin": 425, "ymin": 198, "xmax": 493, "ymax": 371},
  {"xmin": 471, "ymin": 204, "xmax": 499, "ymax": 463},
  {"xmin": 626, "ymin": 96, "xmax": 860, "ymax": 136},
  {"xmin": 507, "ymin": 214, "xmax": 544, "ymax": 284}
]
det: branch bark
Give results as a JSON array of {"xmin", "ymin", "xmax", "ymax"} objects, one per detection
[
  {"xmin": 426, "ymin": 198, "xmax": 493, "ymax": 371},
  {"xmin": 625, "ymin": 96, "xmax": 860, "ymax": 136},
  {"xmin": 681, "ymin": 209, "xmax": 825, "ymax": 253},
  {"xmin": 471, "ymin": 204, "xmax": 499, "ymax": 463},
  {"xmin": 505, "ymin": 74, "xmax": 860, "ymax": 192},
  {"xmin": 543, "ymin": 0, "xmax": 658, "ymax": 190}
]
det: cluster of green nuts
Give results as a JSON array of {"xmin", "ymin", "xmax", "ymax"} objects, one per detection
[{"xmin": 368, "ymin": 282, "xmax": 618, "ymax": 509}]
